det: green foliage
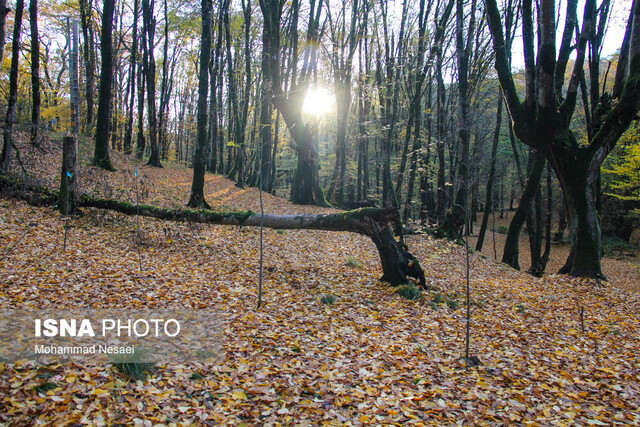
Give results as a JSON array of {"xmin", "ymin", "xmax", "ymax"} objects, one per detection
[
  {"xmin": 320, "ymin": 294, "xmax": 335, "ymax": 304},
  {"xmin": 110, "ymin": 348, "xmax": 156, "ymax": 380},
  {"xmin": 396, "ymin": 284, "xmax": 421, "ymax": 301},
  {"xmin": 603, "ymin": 126, "xmax": 640, "ymax": 210},
  {"xmin": 345, "ymin": 257, "xmax": 364, "ymax": 269},
  {"xmin": 112, "ymin": 361, "xmax": 156, "ymax": 380},
  {"xmin": 432, "ymin": 293, "xmax": 445, "ymax": 304},
  {"xmin": 602, "ymin": 236, "xmax": 636, "ymax": 255},
  {"xmin": 34, "ymin": 382, "xmax": 57, "ymax": 394}
]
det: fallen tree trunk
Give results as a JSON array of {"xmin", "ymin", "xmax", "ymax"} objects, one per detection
[{"xmin": 0, "ymin": 175, "xmax": 426, "ymax": 287}]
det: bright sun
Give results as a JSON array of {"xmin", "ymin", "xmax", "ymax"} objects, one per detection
[{"xmin": 302, "ymin": 87, "xmax": 335, "ymax": 116}]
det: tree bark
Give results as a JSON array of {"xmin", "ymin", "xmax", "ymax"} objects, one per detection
[
  {"xmin": 187, "ymin": 0, "xmax": 212, "ymax": 209},
  {"xmin": 0, "ymin": 0, "xmax": 24, "ymax": 174},
  {"xmin": 59, "ymin": 136, "xmax": 78, "ymax": 215},
  {"xmin": 93, "ymin": 0, "xmax": 115, "ymax": 171},
  {"xmin": 502, "ymin": 150, "xmax": 545, "ymax": 270},
  {"xmin": 29, "ymin": 0, "xmax": 40, "ymax": 146},
  {"xmin": 476, "ymin": 96, "xmax": 503, "ymax": 251},
  {"xmin": 142, "ymin": 0, "xmax": 162, "ymax": 167},
  {"xmin": 0, "ymin": 0, "xmax": 10, "ymax": 68},
  {"xmin": 78, "ymin": 0, "xmax": 95, "ymax": 133}
]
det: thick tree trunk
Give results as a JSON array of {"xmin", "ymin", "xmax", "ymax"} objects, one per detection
[
  {"xmin": 553, "ymin": 151, "xmax": 605, "ymax": 278},
  {"xmin": 142, "ymin": 0, "xmax": 162, "ymax": 168},
  {"xmin": 93, "ymin": 0, "xmax": 115, "ymax": 171},
  {"xmin": 291, "ymin": 123, "xmax": 327, "ymax": 206},
  {"xmin": 87, "ymin": 200, "xmax": 425, "ymax": 287},
  {"xmin": 0, "ymin": 0, "xmax": 23, "ymax": 174},
  {"xmin": 187, "ymin": 0, "xmax": 212, "ymax": 209},
  {"xmin": 59, "ymin": 136, "xmax": 78, "ymax": 215}
]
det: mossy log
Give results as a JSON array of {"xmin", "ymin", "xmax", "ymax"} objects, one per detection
[
  {"xmin": 81, "ymin": 195, "xmax": 426, "ymax": 287},
  {"xmin": 0, "ymin": 175, "xmax": 426, "ymax": 287}
]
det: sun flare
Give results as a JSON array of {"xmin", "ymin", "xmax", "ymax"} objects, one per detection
[{"xmin": 302, "ymin": 87, "xmax": 335, "ymax": 116}]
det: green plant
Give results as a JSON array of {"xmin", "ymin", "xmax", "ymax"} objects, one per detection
[
  {"xmin": 111, "ymin": 348, "xmax": 156, "ymax": 380},
  {"xmin": 432, "ymin": 293, "xmax": 445, "ymax": 304},
  {"xmin": 397, "ymin": 284, "xmax": 421, "ymax": 301},
  {"xmin": 345, "ymin": 257, "xmax": 364, "ymax": 269},
  {"xmin": 602, "ymin": 236, "xmax": 635, "ymax": 255},
  {"xmin": 516, "ymin": 303, "xmax": 526, "ymax": 313},
  {"xmin": 321, "ymin": 294, "xmax": 335, "ymax": 304},
  {"xmin": 277, "ymin": 229, "xmax": 285, "ymax": 235},
  {"xmin": 446, "ymin": 299, "xmax": 459, "ymax": 310},
  {"xmin": 34, "ymin": 382, "xmax": 57, "ymax": 394}
]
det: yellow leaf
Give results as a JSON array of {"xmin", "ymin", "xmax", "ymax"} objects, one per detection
[
  {"xmin": 232, "ymin": 391, "xmax": 247, "ymax": 400},
  {"xmin": 91, "ymin": 388, "xmax": 109, "ymax": 396}
]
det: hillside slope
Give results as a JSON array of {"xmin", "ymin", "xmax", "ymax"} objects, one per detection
[{"xmin": 1, "ymin": 137, "xmax": 639, "ymax": 424}]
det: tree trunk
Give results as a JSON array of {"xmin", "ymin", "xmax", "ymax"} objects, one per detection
[
  {"xmin": 0, "ymin": 0, "xmax": 10, "ymax": 68},
  {"xmin": 552, "ymin": 149, "xmax": 605, "ymax": 278},
  {"xmin": 0, "ymin": 0, "xmax": 24, "ymax": 174},
  {"xmin": 142, "ymin": 0, "xmax": 162, "ymax": 167},
  {"xmin": 29, "ymin": 0, "xmax": 40, "ymax": 146},
  {"xmin": 502, "ymin": 150, "xmax": 545, "ymax": 270},
  {"xmin": 93, "ymin": 0, "xmax": 115, "ymax": 171},
  {"xmin": 79, "ymin": 0, "xmax": 95, "ymax": 133},
  {"xmin": 136, "ymin": 56, "xmax": 146, "ymax": 159},
  {"xmin": 476, "ymin": 97, "xmax": 503, "ymax": 251},
  {"xmin": 123, "ymin": 0, "xmax": 139, "ymax": 155},
  {"xmin": 187, "ymin": 0, "xmax": 212, "ymax": 209},
  {"xmin": 59, "ymin": 136, "xmax": 78, "ymax": 215}
]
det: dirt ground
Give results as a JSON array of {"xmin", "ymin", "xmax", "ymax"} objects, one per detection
[{"xmin": 467, "ymin": 213, "xmax": 640, "ymax": 293}]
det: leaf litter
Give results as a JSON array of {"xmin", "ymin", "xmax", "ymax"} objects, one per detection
[{"xmin": 0, "ymin": 145, "xmax": 639, "ymax": 425}]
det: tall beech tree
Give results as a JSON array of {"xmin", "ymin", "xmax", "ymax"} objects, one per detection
[
  {"xmin": 78, "ymin": 0, "xmax": 96, "ymax": 132},
  {"xmin": 142, "ymin": 0, "xmax": 162, "ymax": 167},
  {"xmin": 93, "ymin": 0, "xmax": 116, "ymax": 171},
  {"xmin": 0, "ymin": 0, "xmax": 24, "ymax": 173},
  {"xmin": 485, "ymin": 0, "xmax": 640, "ymax": 278},
  {"xmin": 187, "ymin": 0, "xmax": 213, "ymax": 209},
  {"xmin": 29, "ymin": 0, "xmax": 41, "ymax": 146},
  {"xmin": 259, "ymin": 0, "xmax": 329, "ymax": 206}
]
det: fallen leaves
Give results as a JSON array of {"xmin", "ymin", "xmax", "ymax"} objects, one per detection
[{"xmin": 0, "ymin": 144, "xmax": 639, "ymax": 424}]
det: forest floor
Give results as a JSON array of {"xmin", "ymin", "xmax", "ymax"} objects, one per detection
[{"xmin": 0, "ymin": 136, "xmax": 639, "ymax": 425}]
